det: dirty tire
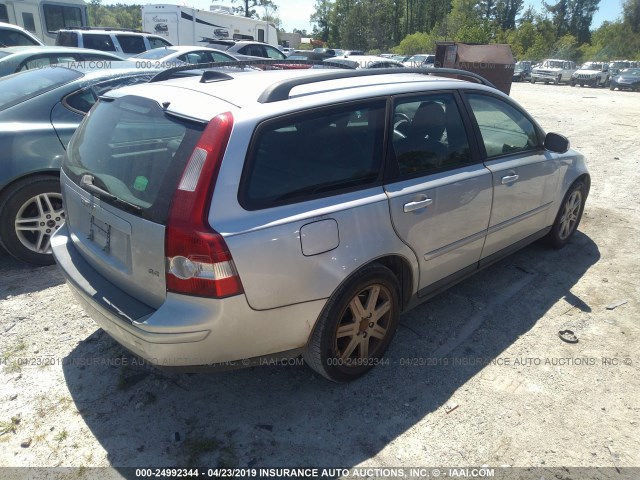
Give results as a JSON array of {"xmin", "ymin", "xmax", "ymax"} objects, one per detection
[
  {"xmin": 545, "ymin": 180, "xmax": 587, "ymax": 249},
  {"xmin": 303, "ymin": 264, "xmax": 400, "ymax": 382},
  {"xmin": 0, "ymin": 176, "xmax": 63, "ymax": 265}
]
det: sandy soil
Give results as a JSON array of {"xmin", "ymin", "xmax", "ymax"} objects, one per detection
[{"xmin": 0, "ymin": 82, "xmax": 638, "ymax": 476}]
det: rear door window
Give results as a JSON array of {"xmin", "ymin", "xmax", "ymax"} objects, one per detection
[
  {"xmin": 391, "ymin": 93, "xmax": 474, "ymax": 177},
  {"xmin": 56, "ymin": 31, "xmax": 78, "ymax": 46},
  {"xmin": 0, "ymin": 29, "xmax": 40, "ymax": 46},
  {"xmin": 148, "ymin": 36, "xmax": 171, "ymax": 48},
  {"xmin": 264, "ymin": 45, "xmax": 285, "ymax": 59},
  {"xmin": 116, "ymin": 35, "xmax": 146, "ymax": 54},
  {"xmin": 211, "ymin": 51, "xmax": 233, "ymax": 62},
  {"xmin": 63, "ymin": 96, "xmax": 204, "ymax": 223},
  {"xmin": 240, "ymin": 101, "xmax": 386, "ymax": 209},
  {"xmin": 19, "ymin": 54, "xmax": 57, "ymax": 71},
  {"xmin": 83, "ymin": 34, "xmax": 116, "ymax": 51}
]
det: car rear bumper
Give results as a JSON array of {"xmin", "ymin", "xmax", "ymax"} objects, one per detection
[{"xmin": 52, "ymin": 224, "xmax": 324, "ymax": 367}]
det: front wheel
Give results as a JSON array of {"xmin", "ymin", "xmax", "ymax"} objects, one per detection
[
  {"xmin": 0, "ymin": 176, "xmax": 64, "ymax": 265},
  {"xmin": 544, "ymin": 180, "xmax": 587, "ymax": 249},
  {"xmin": 303, "ymin": 264, "xmax": 401, "ymax": 382}
]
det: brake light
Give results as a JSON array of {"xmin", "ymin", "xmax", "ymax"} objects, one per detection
[{"xmin": 165, "ymin": 112, "xmax": 243, "ymax": 298}]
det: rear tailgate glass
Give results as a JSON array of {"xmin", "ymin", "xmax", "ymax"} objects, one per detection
[{"xmin": 63, "ymin": 95, "xmax": 203, "ymax": 224}]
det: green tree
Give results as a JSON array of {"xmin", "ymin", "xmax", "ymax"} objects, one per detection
[
  {"xmin": 494, "ymin": 0, "xmax": 524, "ymax": 30},
  {"xmin": 310, "ymin": 0, "xmax": 333, "ymax": 42},
  {"xmin": 567, "ymin": 0, "xmax": 600, "ymax": 43},
  {"xmin": 551, "ymin": 33, "xmax": 580, "ymax": 59},
  {"xmin": 623, "ymin": 0, "xmax": 640, "ymax": 32},
  {"xmin": 396, "ymin": 31, "xmax": 435, "ymax": 54},
  {"xmin": 230, "ymin": 0, "xmax": 278, "ymax": 19},
  {"xmin": 545, "ymin": 0, "xmax": 570, "ymax": 36}
]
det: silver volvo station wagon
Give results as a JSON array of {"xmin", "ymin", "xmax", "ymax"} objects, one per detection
[{"xmin": 52, "ymin": 67, "xmax": 590, "ymax": 382}]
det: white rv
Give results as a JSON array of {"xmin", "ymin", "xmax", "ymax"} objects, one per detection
[
  {"xmin": 0, "ymin": 0, "xmax": 87, "ymax": 45},
  {"xmin": 142, "ymin": 4, "xmax": 277, "ymax": 47}
]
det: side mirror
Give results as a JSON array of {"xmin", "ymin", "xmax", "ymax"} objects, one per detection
[{"xmin": 544, "ymin": 132, "xmax": 570, "ymax": 153}]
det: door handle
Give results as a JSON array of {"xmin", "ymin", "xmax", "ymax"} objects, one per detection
[
  {"xmin": 501, "ymin": 174, "xmax": 519, "ymax": 185},
  {"xmin": 403, "ymin": 198, "xmax": 433, "ymax": 212}
]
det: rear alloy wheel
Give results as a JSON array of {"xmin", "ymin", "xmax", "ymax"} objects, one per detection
[
  {"xmin": 545, "ymin": 180, "xmax": 587, "ymax": 249},
  {"xmin": 0, "ymin": 176, "xmax": 64, "ymax": 265},
  {"xmin": 303, "ymin": 264, "xmax": 400, "ymax": 382}
]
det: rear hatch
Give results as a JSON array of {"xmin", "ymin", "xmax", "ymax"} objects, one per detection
[{"xmin": 61, "ymin": 86, "xmax": 237, "ymax": 308}]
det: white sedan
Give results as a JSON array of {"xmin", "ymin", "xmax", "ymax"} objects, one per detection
[
  {"xmin": 128, "ymin": 45, "xmax": 238, "ymax": 67},
  {"xmin": 324, "ymin": 55, "xmax": 404, "ymax": 69}
]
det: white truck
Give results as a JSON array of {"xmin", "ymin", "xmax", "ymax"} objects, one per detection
[
  {"xmin": 141, "ymin": 4, "xmax": 278, "ymax": 47},
  {"xmin": 530, "ymin": 59, "xmax": 577, "ymax": 85},
  {"xmin": 570, "ymin": 61, "xmax": 610, "ymax": 88},
  {"xmin": 0, "ymin": 0, "xmax": 87, "ymax": 45}
]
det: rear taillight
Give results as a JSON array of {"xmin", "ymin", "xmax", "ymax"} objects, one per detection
[{"xmin": 165, "ymin": 112, "xmax": 243, "ymax": 298}]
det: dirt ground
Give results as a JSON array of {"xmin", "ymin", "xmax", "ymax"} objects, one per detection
[{"xmin": 0, "ymin": 82, "xmax": 638, "ymax": 477}]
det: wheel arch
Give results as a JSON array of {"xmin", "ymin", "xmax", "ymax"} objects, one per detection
[
  {"xmin": 0, "ymin": 170, "xmax": 61, "ymax": 204},
  {"xmin": 369, "ymin": 255, "xmax": 414, "ymax": 311},
  {"xmin": 317, "ymin": 253, "xmax": 415, "ymax": 321}
]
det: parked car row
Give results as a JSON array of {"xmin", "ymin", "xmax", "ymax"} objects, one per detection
[{"xmin": 526, "ymin": 57, "xmax": 640, "ymax": 90}]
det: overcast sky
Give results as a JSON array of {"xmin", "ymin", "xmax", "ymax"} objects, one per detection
[{"xmin": 109, "ymin": 0, "xmax": 624, "ymax": 34}]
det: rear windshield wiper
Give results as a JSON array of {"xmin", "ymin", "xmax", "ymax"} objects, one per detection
[{"xmin": 80, "ymin": 174, "xmax": 142, "ymax": 213}]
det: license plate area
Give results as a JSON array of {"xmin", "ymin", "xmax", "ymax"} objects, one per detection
[
  {"xmin": 67, "ymin": 191, "xmax": 133, "ymax": 272},
  {"xmin": 89, "ymin": 216, "xmax": 112, "ymax": 253}
]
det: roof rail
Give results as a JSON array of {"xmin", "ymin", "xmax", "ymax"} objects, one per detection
[
  {"xmin": 67, "ymin": 26, "xmax": 149, "ymax": 33},
  {"xmin": 148, "ymin": 59, "xmax": 351, "ymax": 83},
  {"xmin": 257, "ymin": 67, "xmax": 496, "ymax": 103}
]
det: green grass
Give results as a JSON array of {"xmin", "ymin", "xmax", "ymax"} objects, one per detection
[
  {"xmin": 0, "ymin": 416, "xmax": 21, "ymax": 436},
  {"xmin": 54, "ymin": 429, "xmax": 68, "ymax": 442},
  {"xmin": 1, "ymin": 340, "xmax": 27, "ymax": 373}
]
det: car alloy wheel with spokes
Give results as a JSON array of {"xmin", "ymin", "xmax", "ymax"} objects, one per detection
[
  {"xmin": 334, "ymin": 283, "xmax": 394, "ymax": 362},
  {"xmin": 0, "ymin": 176, "xmax": 64, "ymax": 265},
  {"xmin": 303, "ymin": 264, "xmax": 400, "ymax": 382},
  {"xmin": 558, "ymin": 189, "xmax": 582, "ymax": 241},
  {"xmin": 545, "ymin": 180, "xmax": 587, "ymax": 249},
  {"xmin": 15, "ymin": 192, "xmax": 65, "ymax": 255}
]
